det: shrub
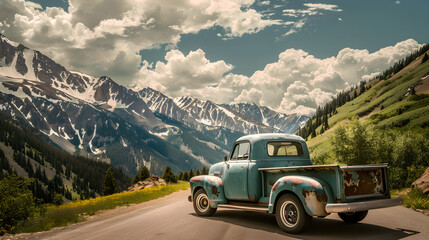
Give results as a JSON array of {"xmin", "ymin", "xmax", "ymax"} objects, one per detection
[
  {"xmin": 330, "ymin": 118, "xmax": 374, "ymax": 165},
  {"xmin": 330, "ymin": 122, "xmax": 428, "ymax": 188},
  {"xmin": 52, "ymin": 194, "xmax": 64, "ymax": 206},
  {"xmin": 403, "ymin": 188, "xmax": 429, "ymax": 210},
  {"xmin": 0, "ymin": 175, "xmax": 38, "ymax": 235}
]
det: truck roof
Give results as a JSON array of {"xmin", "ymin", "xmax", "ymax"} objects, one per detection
[{"xmin": 236, "ymin": 133, "xmax": 305, "ymax": 144}]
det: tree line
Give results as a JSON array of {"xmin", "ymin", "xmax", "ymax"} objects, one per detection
[
  {"xmin": 178, "ymin": 167, "xmax": 209, "ymax": 181},
  {"xmin": 297, "ymin": 81, "xmax": 369, "ymax": 140},
  {"xmin": 379, "ymin": 44, "xmax": 429, "ymax": 80}
]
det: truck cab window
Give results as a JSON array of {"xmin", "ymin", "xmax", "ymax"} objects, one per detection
[
  {"xmin": 231, "ymin": 142, "xmax": 250, "ymax": 160},
  {"xmin": 267, "ymin": 142, "xmax": 303, "ymax": 156}
]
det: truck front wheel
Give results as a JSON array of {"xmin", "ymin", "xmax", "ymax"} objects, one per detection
[
  {"xmin": 338, "ymin": 210, "xmax": 368, "ymax": 223},
  {"xmin": 275, "ymin": 194, "xmax": 312, "ymax": 234},
  {"xmin": 193, "ymin": 189, "xmax": 217, "ymax": 216}
]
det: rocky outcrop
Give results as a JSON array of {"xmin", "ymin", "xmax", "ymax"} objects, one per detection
[
  {"xmin": 127, "ymin": 176, "xmax": 167, "ymax": 192},
  {"xmin": 412, "ymin": 167, "xmax": 429, "ymax": 194}
]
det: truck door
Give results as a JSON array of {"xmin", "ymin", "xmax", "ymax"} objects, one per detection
[{"xmin": 223, "ymin": 141, "xmax": 250, "ymax": 201}]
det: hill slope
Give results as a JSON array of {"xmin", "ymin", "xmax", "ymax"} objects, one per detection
[{"xmin": 303, "ymin": 47, "xmax": 429, "ymax": 173}]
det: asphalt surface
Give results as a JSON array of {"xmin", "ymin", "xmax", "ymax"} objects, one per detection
[{"xmin": 16, "ymin": 190, "xmax": 429, "ymax": 240}]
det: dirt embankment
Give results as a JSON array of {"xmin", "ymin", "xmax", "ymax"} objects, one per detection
[{"xmin": 127, "ymin": 176, "xmax": 167, "ymax": 192}]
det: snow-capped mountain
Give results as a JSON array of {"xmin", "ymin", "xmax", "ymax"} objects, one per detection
[
  {"xmin": 139, "ymin": 87, "xmax": 308, "ymax": 136},
  {"xmin": 0, "ymin": 34, "xmax": 209, "ymax": 175},
  {"xmin": 0, "ymin": 34, "xmax": 309, "ymax": 175},
  {"xmin": 138, "ymin": 87, "xmax": 275, "ymax": 135},
  {"xmin": 222, "ymin": 103, "xmax": 309, "ymax": 134}
]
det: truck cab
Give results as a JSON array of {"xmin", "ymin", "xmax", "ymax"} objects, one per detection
[{"xmin": 189, "ymin": 133, "xmax": 402, "ymax": 233}]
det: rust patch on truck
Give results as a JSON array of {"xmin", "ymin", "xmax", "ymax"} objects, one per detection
[
  {"xmin": 190, "ymin": 175, "xmax": 204, "ymax": 183},
  {"xmin": 282, "ymin": 176, "xmax": 322, "ymax": 189},
  {"xmin": 282, "ymin": 176, "xmax": 303, "ymax": 186},
  {"xmin": 343, "ymin": 169, "xmax": 385, "ymax": 196},
  {"xmin": 272, "ymin": 181, "xmax": 280, "ymax": 191},
  {"xmin": 212, "ymin": 186, "xmax": 218, "ymax": 196},
  {"xmin": 302, "ymin": 190, "xmax": 328, "ymax": 216},
  {"xmin": 248, "ymin": 193, "xmax": 258, "ymax": 202},
  {"xmin": 205, "ymin": 176, "xmax": 223, "ymax": 186}
]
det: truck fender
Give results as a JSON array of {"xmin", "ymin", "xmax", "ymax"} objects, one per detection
[
  {"xmin": 268, "ymin": 176, "xmax": 333, "ymax": 216},
  {"xmin": 190, "ymin": 175, "xmax": 227, "ymax": 208}
]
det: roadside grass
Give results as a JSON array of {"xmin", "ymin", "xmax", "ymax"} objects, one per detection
[
  {"xmin": 391, "ymin": 188, "xmax": 429, "ymax": 210},
  {"xmin": 15, "ymin": 181, "xmax": 190, "ymax": 233}
]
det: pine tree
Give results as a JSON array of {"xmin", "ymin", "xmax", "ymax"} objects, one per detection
[
  {"xmin": 102, "ymin": 167, "xmax": 119, "ymax": 196},
  {"xmin": 189, "ymin": 169, "xmax": 194, "ymax": 179},
  {"xmin": 311, "ymin": 127, "xmax": 316, "ymax": 138},
  {"xmin": 132, "ymin": 166, "xmax": 150, "ymax": 184},
  {"xmin": 359, "ymin": 82, "xmax": 365, "ymax": 95},
  {"xmin": 195, "ymin": 169, "xmax": 200, "ymax": 176},
  {"xmin": 323, "ymin": 114, "xmax": 329, "ymax": 130},
  {"xmin": 183, "ymin": 172, "xmax": 189, "ymax": 181},
  {"xmin": 201, "ymin": 167, "xmax": 209, "ymax": 175},
  {"xmin": 422, "ymin": 53, "xmax": 428, "ymax": 63},
  {"xmin": 161, "ymin": 166, "xmax": 177, "ymax": 183}
]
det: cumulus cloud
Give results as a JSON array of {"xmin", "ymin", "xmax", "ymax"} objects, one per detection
[
  {"xmin": 0, "ymin": 0, "xmax": 279, "ymax": 85},
  {"xmin": 135, "ymin": 39, "xmax": 422, "ymax": 116},
  {"xmin": 138, "ymin": 49, "xmax": 233, "ymax": 95},
  {"xmin": 0, "ymin": 1, "xmax": 423, "ymax": 116}
]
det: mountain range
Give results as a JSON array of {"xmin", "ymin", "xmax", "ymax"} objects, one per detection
[{"xmin": 0, "ymin": 34, "xmax": 309, "ymax": 175}]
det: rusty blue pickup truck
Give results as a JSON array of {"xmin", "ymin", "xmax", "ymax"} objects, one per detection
[{"xmin": 188, "ymin": 133, "xmax": 402, "ymax": 233}]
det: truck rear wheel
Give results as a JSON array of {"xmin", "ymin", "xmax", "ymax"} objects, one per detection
[
  {"xmin": 193, "ymin": 188, "xmax": 217, "ymax": 216},
  {"xmin": 275, "ymin": 194, "xmax": 312, "ymax": 234},
  {"xmin": 338, "ymin": 210, "xmax": 368, "ymax": 223}
]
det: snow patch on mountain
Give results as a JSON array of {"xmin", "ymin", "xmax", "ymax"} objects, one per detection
[
  {"xmin": 120, "ymin": 137, "xmax": 128, "ymax": 147},
  {"xmin": 89, "ymin": 124, "xmax": 103, "ymax": 154}
]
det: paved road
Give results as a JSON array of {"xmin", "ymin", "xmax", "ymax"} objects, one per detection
[{"xmin": 22, "ymin": 190, "xmax": 429, "ymax": 240}]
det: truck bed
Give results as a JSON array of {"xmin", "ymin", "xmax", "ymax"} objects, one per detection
[{"xmin": 258, "ymin": 164, "xmax": 391, "ymax": 203}]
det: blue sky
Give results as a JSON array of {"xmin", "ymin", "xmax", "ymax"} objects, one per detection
[
  {"xmin": 0, "ymin": 0, "xmax": 428, "ymax": 115},
  {"xmin": 161, "ymin": 0, "xmax": 429, "ymax": 76}
]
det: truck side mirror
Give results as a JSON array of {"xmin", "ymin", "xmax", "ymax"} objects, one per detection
[{"xmin": 224, "ymin": 155, "xmax": 228, "ymax": 162}]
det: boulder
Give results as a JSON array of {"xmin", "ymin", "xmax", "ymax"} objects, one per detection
[
  {"xmin": 412, "ymin": 167, "xmax": 429, "ymax": 194},
  {"xmin": 127, "ymin": 176, "xmax": 167, "ymax": 192}
]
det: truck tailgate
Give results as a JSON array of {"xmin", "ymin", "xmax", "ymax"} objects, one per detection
[{"xmin": 341, "ymin": 164, "xmax": 389, "ymax": 200}]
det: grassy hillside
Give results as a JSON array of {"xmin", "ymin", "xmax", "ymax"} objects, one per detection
[{"xmin": 307, "ymin": 50, "xmax": 429, "ymax": 162}]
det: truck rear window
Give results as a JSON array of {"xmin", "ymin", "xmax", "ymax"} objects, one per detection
[{"xmin": 267, "ymin": 142, "xmax": 303, "ymax": 157}]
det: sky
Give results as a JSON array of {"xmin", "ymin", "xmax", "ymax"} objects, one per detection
[{"xmin": 0, "ymin": 0, "xmax": 428, "ymax": 116}]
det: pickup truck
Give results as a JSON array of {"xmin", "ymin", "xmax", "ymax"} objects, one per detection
[{"xmin": 188, "ymin": 133, "xmax": 402, "ymax": 233}]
